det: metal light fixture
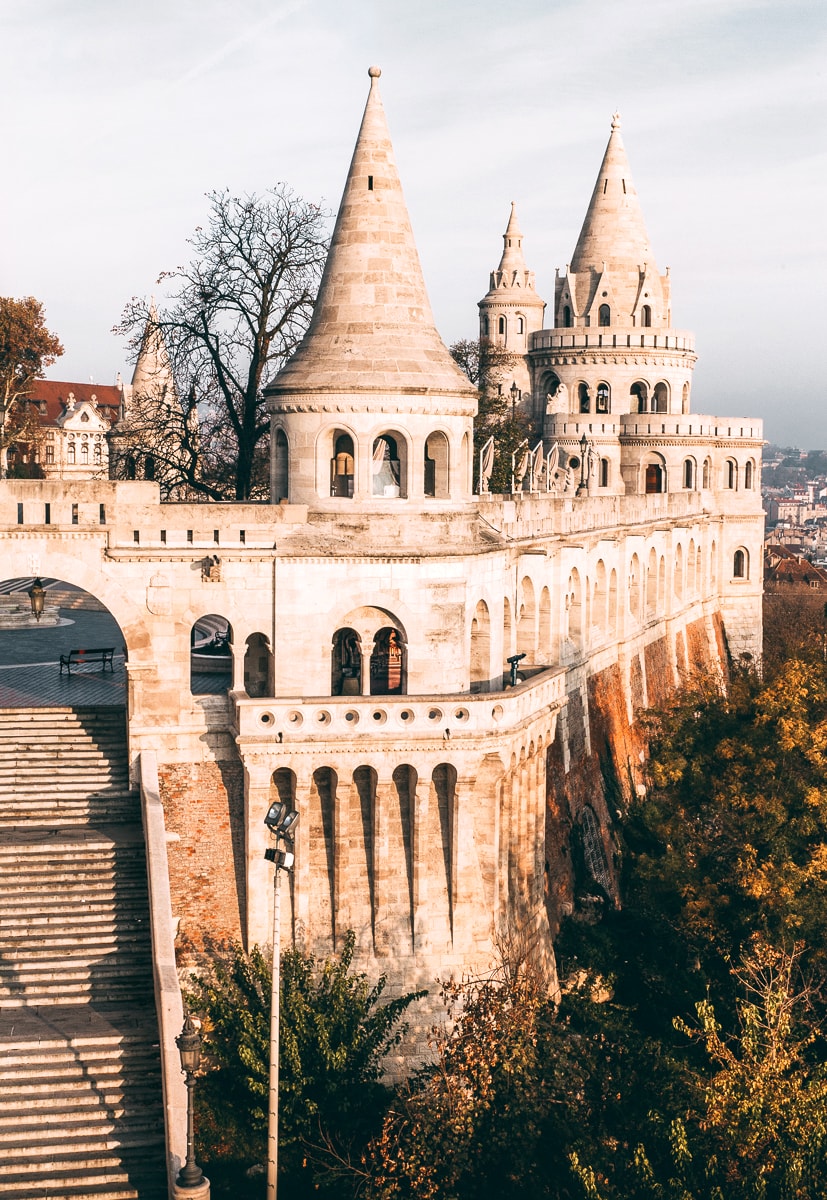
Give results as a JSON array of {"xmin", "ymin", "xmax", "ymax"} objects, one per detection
[
  {"xmin": 175, "ymin": 1013, "xmax": 205, "ymax": 1189},
  {"xmin": 577, "ymin": 433, "xmax": 590, "ymax": 495},
  {"xmin": 510, "ymin": 381, "xmax": 520, "ymax": 413},
  {"xmin": 28, "ymin": 577, "xmax": 45, "ymax": 622},
  {"xmin": 263, "ymin": 804, "xmax": 300, "ymax": 1200}
]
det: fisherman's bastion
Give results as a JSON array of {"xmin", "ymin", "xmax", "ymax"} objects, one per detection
[{"xmin": 0, "ymin": 65, "xmax": 763, "ymax": 1195}]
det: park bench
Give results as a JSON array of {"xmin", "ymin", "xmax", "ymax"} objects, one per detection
[{"xmin": 59, "ymin": 647, "xmax": 116, "ymax": 676}]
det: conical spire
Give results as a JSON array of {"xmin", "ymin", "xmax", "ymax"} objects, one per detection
[
  {"xmin": 270, "ymin": 67, "xmax": 474, "ymax": 398},
  {"xmin": 497, "ymin": 202, "xmax": 528, "ymax": 275},
  {"xmin": 570, "ymin": 112, "xmax": 656, "ymax": 276},
  {"xmin": 130, "ymin": 300, "xmax": 175, "ymax": 401}
]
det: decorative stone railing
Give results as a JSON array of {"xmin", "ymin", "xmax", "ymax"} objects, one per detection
[
  {"xmin": 530, "ymin": 328, "xmax": 696, "ymax": 353},
  {"xmin": 233, "ymin": 665, "xmax": 567, "ymax": 744}
]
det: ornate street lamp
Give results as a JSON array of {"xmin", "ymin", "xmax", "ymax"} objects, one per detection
[
  {"xmin": 175, "ymin": 1013, "xmax": 205, "ymax": 1189},
  {"xmin": 510, "ymin": 381, "xmax": 520, "ymax": 414},
  {"xmin": 28, "ymin": 577, "xmax": 45, "ymax": 622},
  {"xmin": 576, "ymin": 433, "xmax": 591, "ymax": 496},
  {"xmin": 263, "ymin": 803, "xmax": 300, "ymax": 1200}
]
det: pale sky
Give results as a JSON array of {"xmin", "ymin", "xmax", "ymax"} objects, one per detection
[{"xmin": 0, "ymin": 0, "xmax": 824, "ymax": 447}]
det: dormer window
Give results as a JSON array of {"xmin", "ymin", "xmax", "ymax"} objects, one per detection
[
  {"xmin": 81, "ymin": 412, "xmax": 89, "ymax": 423},
  {"xmin": 598, "ymin": 304, "xmax": 611, "ymax": 326}
]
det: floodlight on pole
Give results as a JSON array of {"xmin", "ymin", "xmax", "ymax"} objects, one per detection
[{"xmin": 263, "ymin": 804, "xmax": 299, "ymax": 1200}]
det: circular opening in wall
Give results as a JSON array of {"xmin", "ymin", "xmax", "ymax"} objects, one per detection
[
  {"xmin": 491, "ymin": 704, "xmax": 504, "ymax": 721},
  {"xmin": 344, "ymin": 710, "xmax": 359, "ymax": 725},
  {"xmin": 286, "ymin": 711, "xmax": 303, "ymax": 727},
  {"xmin": 315, "ymin": 710, "xmax": 331, "ymax": 725},
  {"xmin": 372, "ymin": 710, "xmax": 387, "ymax": 725},
  {"xmin": 454, "ymin": 708, "xmax": 469, "ymax": 722},
  {"xmin": 569, "ymin": 455, "xmax": 581, "ymax": 471},
  {"xmin": 399, "ymin": 709, "xmax": 414, "ymax": 723},
  {"xmin": 428, "ymin": 708, "xmax": 443, "ymax": 722},
  {"xmin": 258, "ymin": 711, "xmax": 274, "ymax": 726}
]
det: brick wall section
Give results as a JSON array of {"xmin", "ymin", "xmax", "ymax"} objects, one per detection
[
  {"xmin": 643, "ymin": 635, "xmax": 675, "ymax": 707},
  {"xmin": 158, "ymin": 761, "xmax": 246, "ymax": 961}
]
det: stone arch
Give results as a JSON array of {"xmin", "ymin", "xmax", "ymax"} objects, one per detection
[
  {"xmin": 593, "ymin": 559, "xmax": 608, "ymax": 635},
  {"xmin": 711, "ymin": 539, "xmax": 718, "ymax": 589},
  {"xmin": 470, "ymin": 599, "xmax": 492, "ymax": 692},
  {"xmin": 702, "ymin": 457, "xmax": 711, "ymax": 489},
  {"xmin": 682, "ymin": 382, "xmax": 690, "ymax": 413},
  {"xmin": 659, "ymin": 556, "xmax": 666, "ymax": 612},
  {"xmin": 687, "ymin": 537, "xmax": 696, "ymax": 594},
  {"xmin": 643, "ymin": 452, "xmax": 667, "ymax": 494},
  {"xmin": 733, "ymin": 547, "xmax": 749, "ymax": 579},
  {"xmin": 503, "ymin": 596, "xmax": 513, "ymax": 665},
  {"xmin": 577, "ymin": 381, "xmax": 590, "ymax": 413},
  {"xmin": 652, "ymin": 381, "xmax": 669, "ymax": 413},
  {"xmin": 372, "ymin": 430, "xmax": 409, "ymax": 499},
  {"xmin": 695, "ymin": 543, "xmax": 703, "ymax": 592},
  {"xmin": 370, "ymin": 628, "xmax": 405, "ymax": 695},
  {"xmin": 608, "ymin": 568, "xmax": 618, "ymax": 634},
  {"xmin": 567, "ymin": 568, "xmax": 582, "ymax": 648},
  {"xmin": 683, "ymin": 457, "xmax": 696, "ymax": 490},
  {"xmin": 424, "ymin": 430, "xmax": 449, "ymax": 499},
  {"xmin": 599, "ymin": 457, "xmax": 610, "ymax": 488},
  {"xmin": 744, "ymin": 459, "xmax": 755, "ymax": 489},
  {"xmin": 640, "ymin": 304, "xmax": 652, "ymax": 327},
  {"xmin": 461, "ymin": 431, "xmax": 472, "ymax": 494},
  {"xmin": 517, "ymin": 576, "xmax": 536, "ymax": 658},
  {"xmin": 629, "ymin": 553, "xmax": 641, "ymax": 620},
  {"xmin": 272, "ymin": 427, "xmax": 288, "ymax": 502},
  {"xmin": 308, "ymin": 767, "xmax": 337, "ymax": 950},
  {"xmin": 595, "ymin": 381, "xmax": 610, "ymax": 413},
  {"xmin": 431, "ymin": 763, "xmax": 457, "ymax": 938},
  {"xmin": 646, "ymin": 547, "xmax": 657, "ymax": 616},
  {"xmin": 243, "ymin": 632, "xmax": 272, "ymax": 698},
  {"xmin": 562, "ymin": 305, "xmax": 572, "ymax": 328},
  {"xmin": 724, "ymin": 458, "xmax": 738, "ymax": 490},
  {"xmin": 630, "ymin": 381, "xmax": 649, "ymax": 413},
  {"xmin": 331, "ymin": 627, "xmax": 362, "ymax": 696},
  {"xmin": 323, "ymin": 425, "xmax": 356, "ymax": 498},
  {"xmin": 538, "ymin": 587, "xmax": 551, "ymax": 659},
  {"xmin": 270, "ymin": 767, "xmax": 296, "ymax": 810},
  {"xmin": 190, "ymin": 614, "xmax": 232, "ymax": 694},
  {"xmin": 598, "ymin": 304, "xmax": 611, "ymax": 327}
]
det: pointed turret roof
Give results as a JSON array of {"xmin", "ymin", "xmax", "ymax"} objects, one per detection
[
  {"xmin": 570, "ymin": 113, "xmax": 658, "ymax": 277},
  {"xmin": 130, "ymin": 300, "xmax": 175, "ymax": 400},
  {"xmin": 497, "ymin": 202, "xmax": 527, "ymax": 274},
  {"xmin": 270, "ymin": 67, "xmax": 474, "ymax": 398}
]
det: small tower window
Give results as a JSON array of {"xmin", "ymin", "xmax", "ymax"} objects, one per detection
[
  {"xmin": 683, "ymin": 458, "xmax": 694, "ymax": 489},
  {"xmin": 562, "ymin": 305, "xmax": 572, "ymax": 328},
  {"xmin": 578, "ymin": 383, "xmax": 590, "ymax": 414},
  {"xmin": 598, "ymin": 304, "xmax": 611, "ymax": 327},
  {"xmin": 367, "ymin": 175, "xmax": 374, "ymax": 190},
  {"xmin": 640, "ymin": 304, "xmax": 651, "ymax": 327},
  {"xmin": 725, "ymin": 459, "xmax": 737, "ymax": 490},
  {"xmin": 733, "ymin": 549, "xmax": 748, "ymax": 579},
  {"xmin": 599, "ymin": 458, "xmax": 609, "ymax": 488},
  {"xmin": 483, "ymin": 316, "xmax": 490, "ymax": 337},
  {"xmin": 744, "ymin": 460, "xmax": 754, "ymax": 489},
  {"xmin": 498, "ymin": 316, "xmax": 505, "ymax": 336},
  {"xmin": 517, "ymin": 316, "xmax": 524, "ymax": 334},
  {"xmin": 595, "ymin": 383, "xmax": 610, "ymax": 413}
]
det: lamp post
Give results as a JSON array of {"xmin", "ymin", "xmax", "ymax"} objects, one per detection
[
  {"xmin": 576, "ymin": 433, "xmax": 590, "ymax": 496},
  {"xmin": 263, "ymin": 802, "xmax": 299, "ymax": 1200},
  {"xmin": 175, "ymin": 1013, "xmax": 205, "ymax": 1189},
  {"xmin": 28, "ymin": 577, "xmax": 45, "ymax": 622},
  {"xmin": 510, "ymin": 381, "xmax": 520, "ymax": 415}
]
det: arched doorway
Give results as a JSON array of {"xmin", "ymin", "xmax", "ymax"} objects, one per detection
[
  {"xmin": 331, "ymin": 627, "xmax": 362, "ymax": 695},
  {"xmin": 370, "ymin": 628, "xmax": 405, "ymax": 695},
  {"xmin": 190, "ymin": 615, "xmax": 232, "ymax": 694},
  {"xmin": 244, "ymin": 632, "xmax": 273, "ymax": 698}
]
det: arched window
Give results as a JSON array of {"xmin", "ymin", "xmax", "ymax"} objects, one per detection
[
  {"xmin": 645, "ymin": 462, "xmax": 665, "ymax": 494},
  {"xmin": 94, "ymin": 442, "xmax": 102, "ymax": 464},
  {"xmin": 682, "ymin": 382, "xmax": 690, "ymax": 413},
  {"xmin": 578, "ymin": 383, "xmax": 590, "ymax": 413},
  {"xmin": 567, "ymin": 569, "xmax": 582, "ymax": 648},
  {"xmin": 629, "ymin": 554, "xmax": 641, "ymax": 618},
  {"xmin": 331, "ymin": 431, "xmax": 355, "ymax": 498},
  {"xmin": 424, "ymin": 431, "xmax": 449, "ymax": 498},
  {"xmin": 562, "ymin": 305, "xmax": 572, "ymax": 328},
  {"xmin": 631, "ymin": 382, "xmax": 648, "ymax": 413},
  {"xmin": 67, "ymin": 442, "xmax": 76, "ymax": 465},
  {"xmin": 598, "ymin": 304, "xmax": 611, "ymax": 327},
  {"xmin": 516, "ymin": 316, "xmax": 525, "ymax": 334},
  {"xmin": 125, "ymin": 454, "xmax": 136, "ymax": 479},
  {"xmin": 599, "ymin": 458, "xmax": 609, "ymax": 488},
  {"xmin": 702, "ymin": 458, "xmax": 711, "ymax": 489},
  {"xmin": 244, "ymin": 633, "xmax": 272, "ymax": 698},
  {"xmin": 653, "ymin": 382, "xmax": 668, "ymax": 413},
  {"xmin": 517, "ymin": 576, "xmax": 536, "ymax": 659},
  {"xmin": 595, "ymin": 382, "xmax": 610, "ymax": 413},
  {"xmin": 190, "ymin": 616, "xmax": 232, "ymax": 695},
  {"xmin": 733, "ymin": 548, "xmax": 748, "ymax": 579},
  {"xmin": 503, "ymin": 596, "xmax": 513, "ymax": 664},
  {"xmin": 80, "ymin": 442, "xmax": 89, "ymax": 465},
  {"xmin": 640, "ymin": 304, "xmax": 651, "ymax": 327},
  {"xmin": 498, "ymin": 316, "xmax": 506, "ymax": 336},
  {"xmin": 144, "ymin": 454, "xmax": 155, "ymax": 481},
  {"xmin": 332, "ymin": 627, "xmax": 362, "ymax": 695},
  {"xmin": 470, "ymin": 600, "xmax": 491, "ymax": 692},
  {"xmin": 370, "ymin": 627, "xmax": 405, "ymax": 695},
  {"xmin": 744, "ymin": 460, "xmax": 754, "ymax": 489},
  {"xmin": 483, "ymin": 315, "xmax": 490, "ymax": 337},
  {"xmin": 683, "ymin": 458, "xmax": 695, "ymax": 489},
  {"xmin": 372, "ymin": 433, "xmax": 406, "ymax": 498},
  {"xmin": 273, "ymin": 429, "xmax": 288, "ymax": 502},
  {"xmin": 725, "ymin": 459, "xmax": 737, "ymax": 489}
]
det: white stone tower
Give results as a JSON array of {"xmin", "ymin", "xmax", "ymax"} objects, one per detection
[
  {"xmin": 531, "ymin": 113, "xmax": 697, "ymax": 430},
  {"xmin": 266, "ymin": 67, "xmax": 478, "ymax": 507},
  {"xmin": 478, "ymin": 203, "xmax": 545, "ymax": 416}
]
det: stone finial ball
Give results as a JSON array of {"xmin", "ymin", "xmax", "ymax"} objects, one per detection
[{"xmin": 368, "ymin": 65, "xmax": 382, "ymax": 78}]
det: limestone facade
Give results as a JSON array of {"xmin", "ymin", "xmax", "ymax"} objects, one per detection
[{"xmin": 0, "ymin": 70, "xmax": 763, "ymax": 1036}]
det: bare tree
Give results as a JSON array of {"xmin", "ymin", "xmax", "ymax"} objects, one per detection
[
  {"xmin": 450, "ymin": 338, "xmax": 532, "ymax": 493},
  {"xmin": 116, "ymin": 186, "xmax": 329, "ymax": 500}
]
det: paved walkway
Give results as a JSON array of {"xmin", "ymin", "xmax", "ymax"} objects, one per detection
[{"xmin": 0, "ymin": 609, "xmax": 127, "ymax": 708}]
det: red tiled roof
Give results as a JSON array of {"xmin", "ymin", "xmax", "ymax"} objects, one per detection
[{"xmin": 25, "ymin": 380, "xmax": 122, "ymax": 427}]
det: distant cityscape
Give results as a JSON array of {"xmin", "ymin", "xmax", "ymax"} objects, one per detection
[{"xmin": 763, "ymin": 443, "xmax": 827, "ymax": 566}]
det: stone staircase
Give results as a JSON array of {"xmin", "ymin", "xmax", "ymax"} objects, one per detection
[{"xmin": 0, "ymin": 706, "xmax": 167, "ymax": 1198}]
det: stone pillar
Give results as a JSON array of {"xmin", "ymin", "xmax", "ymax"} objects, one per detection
[
  {"xmin": 231, "ymin": 641, "xmax": 245, "ymax": 692},
  {"xmin": 412, "ymin": 774, "xmax": 431, "ymax": 953}
]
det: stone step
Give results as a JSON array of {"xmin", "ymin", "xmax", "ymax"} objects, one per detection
[
  {"xmin": 0, "ymin": 1169, "xmax": 165, "ymax": 1200},
  {"xmin": 0, "ymin": 985, "xmax": 155, "ymax": 1008}
]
